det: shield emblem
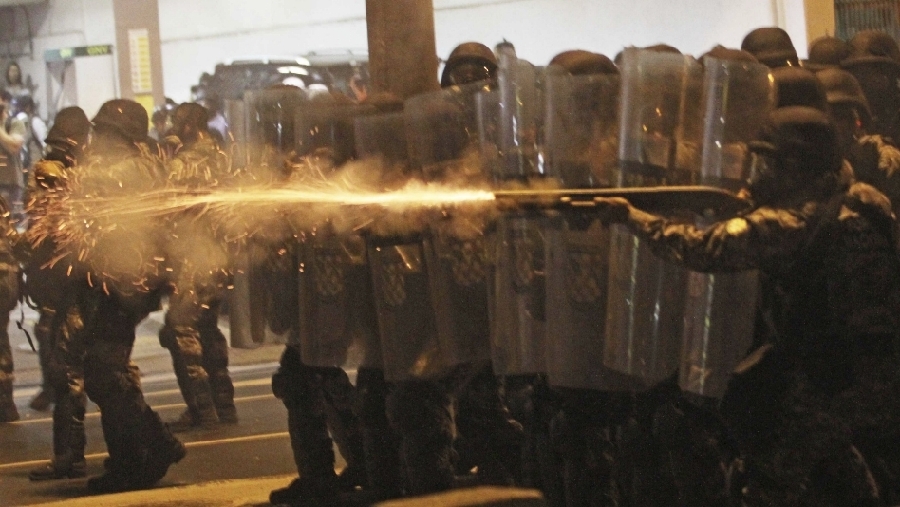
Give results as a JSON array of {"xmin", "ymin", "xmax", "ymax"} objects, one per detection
[
  {"xmin": 381, "ymin": 260, "xmax": 407, "ymax": 308},
  {"xmin": 566, "ymin": 250, "xmax": 605, "ymax": 305},
  {"xmin": 511, "ymin": 227, "xmax": 543, "ymax": 292},
  {"xmin": 438, "ymin": 235, "xmax": 488, "ymax": 287},
  {"xmin": 312, "ymin": 246, "xmax": 345, "ymax": 300}
]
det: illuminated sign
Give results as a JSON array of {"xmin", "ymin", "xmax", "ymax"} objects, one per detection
[{"xmin": 44, "ymin": 45, "xmax": 114, "ymax": 62}]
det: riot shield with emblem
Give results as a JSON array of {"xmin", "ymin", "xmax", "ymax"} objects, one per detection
[
  {"xmin": 541, "ymin": 70, "xmax": 640, "ymax": 390},
  {"xmin": 481, "ymin": 56, "xmax": 548, "ymax": 376},
  {"xmin": 603, "ymin": 48, "xmax": 704, "ymax": 389},
  {"xmin": 678, "ymin": 57, "xmax": 774, "ymax": 398},
  {"xmin": 490, "ymin": 215, "xmax": 547, "ymax": 376},
  {"xmin": 545, "ymin": 218, "xmax": 642, "ymax": 391},
  {"xmin": 294, "ymin": 102, "xmax": 384, "ymax": 370},
  {"xmin": 298, "ymin": 233, "xmax": 381, "ymax": 369},
  {"xmin": 401, "ymin": 85, "xmax": 494, "ymax": 375},
  {"xmin": 368, "ymin": 239, "xmax": 446, "ymax": 382}
]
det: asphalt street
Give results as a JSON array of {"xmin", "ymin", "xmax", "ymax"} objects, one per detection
[{"xmin": 0, "ymin": 303, "xmax": 306, "ymax": 506}]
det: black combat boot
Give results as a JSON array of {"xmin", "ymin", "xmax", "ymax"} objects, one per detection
[
  {"xmin": 140, "ymin": 407, "xmax": 187, "ymax": 487},
  {"xmin": 29, "ymin": 390, "xmax": 87, "ymax": 480},
  {"xmin": 167, "ymin": 390, "xmax": 220, "ymax": 433},
  {"xmin": 269, "ymin": 438, "xmax": 341, "ymax": 506},
  {"xmin": 0, "ymin": 373, "xmax": 19, "ymax": 423},
  {"xmin": 357, "ymin": 367, "xmax": 403, "ymax": 500},
  {"xmin": 388, "ymin": 380, "xmax": 457, "ymax": 496}
]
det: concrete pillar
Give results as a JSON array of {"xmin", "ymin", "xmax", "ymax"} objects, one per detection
[
  {"xmin": 804, "ymin": 0, "xmax": 836, "ymax": 45},
  {"xmin": 112, "ymin": 0, "xmax": 164, "ymax": 113},
  {"xmin": 366, "ymin": 0, "xmax": 440, "ymax": 100}
]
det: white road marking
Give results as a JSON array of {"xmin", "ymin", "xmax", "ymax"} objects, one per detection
[{"xmin": 0, "ymin": 431, "xmax": 290, "ymax": 470}]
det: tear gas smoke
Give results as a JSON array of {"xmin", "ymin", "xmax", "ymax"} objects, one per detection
[{"xmin": 28, "ymin": 157, "xmax": 503, "ymax": 296}]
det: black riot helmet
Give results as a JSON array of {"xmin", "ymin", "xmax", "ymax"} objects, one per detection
[
  {"xmin": 772, "ymin": 67, "xmax": 828, "ymax": 110},
  {"xmin": 169, "ymin": 102, "xmax": 211, "ymax": 145},
  {"xmin": 817, "ymin": 68, "xmax": 873, "ymax": 154},
  {"xmin": 92, "ymin": 99, "xmax": 149, "ymax": 144},
  {"xmin": 701, "ymin": 45, "xmax": 759, "ymax": 64},
  {"xmin": 441, "ymin": 42, "xmax": 498, "ymax": 87},
  {"xmin": 548, "ymin": 50, "xmax": 618, "ymax": 76},
  {"xmin": 45, "ymin": 106, "xmax": 91, "ymax": 167},
  {"xmin": 741, "ymin": 27, "xmax": 800, "ymax": 68},
  {"xmin": 806, "ymin": 36, "xmax": 852, "ymax": 71},
  {"xmin": 817, "ymin": 68, "xmax": 872, "ymax": 118},
  {"xmin": 747, "ymin": 106, "xmax": 841, "ymax": 204},
  {"xmin": 848, "ymin": 30, "xmax": 900, "ymax": 62}
]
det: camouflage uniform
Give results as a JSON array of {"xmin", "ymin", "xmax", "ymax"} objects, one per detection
[
  {"xmin": 24, "ymin": 158, "xmax": 88, "ymax": 478},
  {"xmin": 267, "ymin": 245, "xmax": 369, "ymax": 505},
  {"xmin": 847, "ymin": 134, "xmax": 900, "ymax": 216},
  {"xmin": 71, "ymin": 100, "xmax": 184, "ymax": 493},
  {"xmin": 616, "ymin": 177, "xmax": 899, "ymax": 505},
  {"xmin": 159, "ymin": 134, "xmax": 236, "ymax": 430}
]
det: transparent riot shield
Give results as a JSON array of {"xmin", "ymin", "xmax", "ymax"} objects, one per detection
[
  {"xmin": 699, "ymin": 57, "xmax": 776, "ymax": 192},
  {"xmin": 368, "ymin": 239, "xmax": 446, "ymax": 382},
  {"xmin": 544, "ymin": 72, "xmax": 620, "ymax": 188},
  {"xmin": 545, "ymin": 218, "xmax": 642, "ymax": 391},
  {"xmin": 402, "ymin": 84, "xmax": 495, "ymax": 374},
  {"xmin": 243, "ymin": 87, "xmax": 308, "ymax": 172},
  {"xmin": 842, "ymin": 57, "xmax": 900, "ymax": 142},
  {"xmin": 294, "ymin": 101, "xmax": 374, "ymax": 171},
  {"xmin": 490, "ymin": 216, "xmax": 547, "ymax": 376},
  {"xmin": 604, "ymin": 49, "xmax": 704, "ymax": 389},
  {"xmin": 223, "ymin": 99, "xmax": 247, "ymax": 169},
  {"xmin": 404, "ymin": 82, "xmax": 492, "ymax": 181},
  {"xmin": 297, "ymin": 234, "xmax": 380, "ymax": 370},
  {"xmin": 493, "ymin": 44, "xmax": 543, "ymax": 181},
  {"xmin": 678, "ymin": 57, "xmax": 774, "ymax": 398},
  {"xmin": 354, "ymin": 112, "xmax": 408, "ymax": 169}
]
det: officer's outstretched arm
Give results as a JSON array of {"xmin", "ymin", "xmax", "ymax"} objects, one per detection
[{"xmin": 598, "ymin": 197, "xmax": 812, "ymax": 273}]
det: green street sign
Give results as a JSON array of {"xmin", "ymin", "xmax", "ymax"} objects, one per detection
[{"xmin": 45, "ymin": 45, "xmax": 114, "ymax": 62}]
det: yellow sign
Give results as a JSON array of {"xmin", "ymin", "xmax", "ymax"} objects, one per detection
[
  {"xmin": 129, "ymin": 28, "xmax": 153, "ymax": 94},
  {"xmin": 134, "ymin": 94, "xmax": 155, "ymax": 130}
]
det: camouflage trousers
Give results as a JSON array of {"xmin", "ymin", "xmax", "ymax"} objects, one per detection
[
  {"xmin": 82, "ymin": 291, "xmax": 180, "ymax": 476},
  {"xmin": 721, "ymin": 347, "xmax": 881, "ymax": 507},
  {"xmin": 36, "ymin": 302, "xmax": 87, "ymax": 465},
  {"xmin": 159, "ymin": 290, "xmax": 235, "ymax": 422},
  {"xmin": 272, "ymin": 345, "xmax": 365, "ymax": 482}
]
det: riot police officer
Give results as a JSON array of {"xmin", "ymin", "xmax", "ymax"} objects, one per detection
[
  {"xmin": 599, "ymin": 106, "xmax": 895, "ymax": 505},
  {"xmin": 158, "ymin": 102, "xmax": 237, "ymax": 431},
  {"xmin": 70, "ymin": 99, "xmax": 184, "ymax": 493},
  {"xmin": 805, "ymin": 36, "xmax": 852, "ymax": 71},
  {"xmin": 264, "ymin": 88, "xmax": 369, "ymax": 506},
  {"xmin": 741, "ymin": 26, "xmax": 801, "ymax": 68},
  {"xmin": 817, "ymin": 67, "xmax": 900, "ymax": 217},
  {"xmin": 25, "ymin": 106, "xmax": 92, "ymax": 480},
  {"xmin": 841, "ymin": 30, "xmax": 900, "ymax": 142}
]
